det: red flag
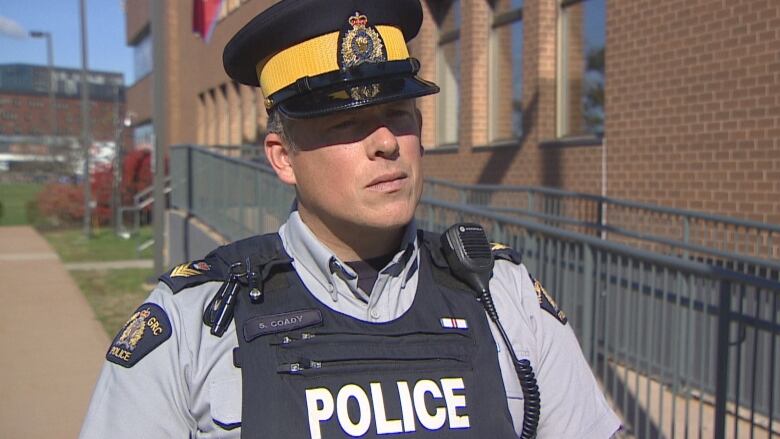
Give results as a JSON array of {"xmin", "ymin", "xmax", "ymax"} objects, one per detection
[{"xmin": 193, "ymin": 0, "xmax": 224, "ymax": 43}]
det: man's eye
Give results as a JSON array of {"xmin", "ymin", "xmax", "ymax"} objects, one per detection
[{"xmin": 330, "ymin": 120, "xmax": 357, "ymax": 130}]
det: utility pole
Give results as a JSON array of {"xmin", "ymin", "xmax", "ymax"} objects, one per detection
[
  {"xmin": 111, "ymin": 82, "xmax": 121, "ymax": 233},
  {"xmin": 29, "ymin": 31, "xmax": 57, "ymax": 159},
  {"xmin": 151, "ymin": 0, "xmax": 167, "ymax": 274},
  {"xmin": 79, "ymin": 0, "xmax": 92, "ymax": 238}
]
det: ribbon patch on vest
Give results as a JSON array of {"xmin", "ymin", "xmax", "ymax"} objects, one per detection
[
  {"xmin": 107, "ymin": 303, "xmax": 172, "ymax": 368},
  {"xmin": 243, "ymin": 309, "xmax": 323, "ymax": 342},
  {"xmin": 440, "ymin": 317, "xmax": 468, "ymax": 330},
  {"xmin": 530, "ymin": 275, "xmax": 568, "ymax": 325}
]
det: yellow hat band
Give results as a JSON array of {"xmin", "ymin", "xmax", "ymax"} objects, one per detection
[{"xmin": 256, "ymin": 25, "xmax": 409, "ymax": 98}]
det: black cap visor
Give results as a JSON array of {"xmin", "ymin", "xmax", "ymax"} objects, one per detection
[{"xmin": 276, "ymin": 75, "xmax": 439, "ymax": 119}]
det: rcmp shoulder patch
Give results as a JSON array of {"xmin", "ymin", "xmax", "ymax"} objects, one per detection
[
  {"xmin": 106, "ymin": 303, "xmax": 172, "ymax": 368},
  {"xmin": 529, "ymin": 274, "xmax": 568, "ymax": 325},
  {"xmin": 160, "ymin": 259, "xmax": 224, "ymax": 293},
  {"xmin": 490, "ymin": 242, "xmax": 522, "ymax": 264}
]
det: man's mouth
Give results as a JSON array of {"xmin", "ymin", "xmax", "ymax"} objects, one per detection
[{"xmin": 366, "ymin": 172, "xmax": 408, "ymax": 192}]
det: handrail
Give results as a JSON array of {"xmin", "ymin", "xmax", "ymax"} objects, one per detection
[
  {"xmin": 426, "ymin": 177, "xmax": 780, "ymax": 234},
  {"xmin": 485, "ymin": 205, "xmax": 780, "ymax": 272},
  {"xmin": 420, "ymin": 196, "xmax": 780, "ymax": 291},
  {"xmin": 133, "ymin": 176, "xmax": 172, "ymax": 205}
]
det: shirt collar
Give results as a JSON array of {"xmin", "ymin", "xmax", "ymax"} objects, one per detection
[{"xmin": 279, "ymin": 211, "xmax": 418, "ymax": 303}]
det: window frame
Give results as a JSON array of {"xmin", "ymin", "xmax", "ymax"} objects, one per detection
[
  {"xmin": 434, "ymin": 0, "xmax": 462, "ymax": 148},
  {"xmin": 556, "ymin": 0, "xmax": 605, "ymax": 140},
  {"xmin": 488, "ymin": 1, "xmax": 524, "ymax": 143}
]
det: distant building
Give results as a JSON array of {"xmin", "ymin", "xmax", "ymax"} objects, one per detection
[
  {"xmin": 124, "ymin": 0, "xmax": 780, "ymax": 224},
  {"xmin": 0, "ymin": 64, "xmax": 126, "ymax": 174}
]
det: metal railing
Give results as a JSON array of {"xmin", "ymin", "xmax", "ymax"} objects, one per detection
[
  {"xmin": 424, "ymin": 179, "xmax": 780, "ymax": 281},
  {"xmin": 169, "ymin": 145, "xmax": 293, "ymax": 241},
  {"xmin": 171, "ymin": 145, "xmax": 780, "ymax": 438},
  {"xmin": 419, "ymin": 199, "xmax": 780, "ymax": 438},
  {"xmin": 117, "ymin": 177, "xmax": 171, "ymax": 257}
]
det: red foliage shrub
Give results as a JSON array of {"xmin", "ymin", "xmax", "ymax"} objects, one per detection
[
  {"xmin": 37, "ymin": 183, "xmax": 84, "ymax": 226},
  {"xmin": 35, "ymin": 148, "xmax": 156, "ymax": 227}
]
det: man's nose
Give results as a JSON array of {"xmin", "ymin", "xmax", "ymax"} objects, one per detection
[{"xmin": 365, "ymin": 126, "xmax": 400, "ymax": 159}]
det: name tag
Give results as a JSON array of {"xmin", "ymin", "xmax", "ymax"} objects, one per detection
[{"xmin": 243, "ymin": 309, "xmax": 323, "ymax": 341}]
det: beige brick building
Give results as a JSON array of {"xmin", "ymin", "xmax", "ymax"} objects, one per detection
[{"xmin": 124, "ymin": 0, "xmax": 780, "ymax": 224}]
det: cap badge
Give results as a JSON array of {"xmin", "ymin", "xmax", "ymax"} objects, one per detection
[
  {"xmin": 341, "ymin": 12, "xmax": 386, "ymax": 68},
  {"xmin": 338, "ymin": 12, "xmax": 386, "ymax": 102}
]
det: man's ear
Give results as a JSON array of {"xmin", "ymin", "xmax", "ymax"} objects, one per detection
[
  {"xmin": 264, "ymin": 132, "xmax": 296, "ymax": 185},
  {"xmin": 415, "ymin": 107, "xmax": 425, "ymax": 156},
  {"xmin": 415, "ymin": 107, "xmax": 423, "ymax": 137}
]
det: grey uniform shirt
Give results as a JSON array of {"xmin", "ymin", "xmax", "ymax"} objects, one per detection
[{"xmin": 80, "ymin": 212, "xmax": 621, "ymax": 438}]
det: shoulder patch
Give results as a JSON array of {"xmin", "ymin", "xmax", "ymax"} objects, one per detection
[
  {"xmin": 529, "ymin": 274, "xmax": 568, "ymax": 325},
  {"xmin": 107, "ymin": 303, "xmax": 172, "ymax": 368},
  {"xmin": 490, "ymin": 242, "xmax": 522, "ymax": 264},
  {"xmin": 160, "ymin": 259, "xmax": 224, "ymax": 293}
]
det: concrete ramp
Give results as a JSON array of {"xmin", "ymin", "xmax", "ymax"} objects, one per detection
[{"xmin": 0, "ymin": 226, "xmax": 108, "ymax": 438}]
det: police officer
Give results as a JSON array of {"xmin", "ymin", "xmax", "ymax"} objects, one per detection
[{"xmin": 80, "ymin": 0, "xmax": 621, "ymax": 437}]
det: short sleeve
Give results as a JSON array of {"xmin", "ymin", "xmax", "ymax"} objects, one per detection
[
  {"xmin": 490, "ymin": 261, "xmax": 622, "ymax": 438},
  {"xmin": 79, "ymin": 284, "xmax": 195, "ymax": 438}
]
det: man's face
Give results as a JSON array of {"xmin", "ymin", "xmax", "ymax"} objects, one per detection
[{"xmin": 278, "ymin": 100, "xmax": 423, "ymax": 236}]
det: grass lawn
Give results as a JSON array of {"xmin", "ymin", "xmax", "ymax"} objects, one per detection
[
  {"xmin": 0, "ymin": 182, "xmax": 42, "ymax": 226},
  {"xmin": 43, "ymin": 226, "xmax": 154, "ymax": 262},
  {"xmin": 71, "ymin": 268, "xmax": 155, "ymax": 336}
]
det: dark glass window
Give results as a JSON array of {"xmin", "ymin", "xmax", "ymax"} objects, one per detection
[
  {"xmin": 489, "ymin": 0, "xmax": 524, "ymax": 141},
  {"xmin": 559, "ymin": 0, "xmax": 605, "ymax": 137},
  {"xmin": 433, "ymin": 0, "xmax": 461, "ymax": 146}
]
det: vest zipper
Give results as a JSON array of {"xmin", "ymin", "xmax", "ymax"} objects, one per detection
[{"xmin": 276, "ymin": 357, "xmax": 469, "ymax": 376}]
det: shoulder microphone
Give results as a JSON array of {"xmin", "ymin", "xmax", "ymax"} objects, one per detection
[{"xmin": 440, "ymin": 223, "xmax": 540, "ymax": 439}]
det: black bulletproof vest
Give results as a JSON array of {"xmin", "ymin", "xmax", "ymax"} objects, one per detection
[{"xmin": 229, "ymin": 235, "xmax": 517, "ymax": 439}]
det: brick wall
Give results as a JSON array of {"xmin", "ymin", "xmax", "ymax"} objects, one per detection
[
  {"xmin": 0, "ymin": 92, "xmax": 122, "ymax": 141},
  {"xmin": 126, "ymin": 73, "xmax": 152, "ymax": 124},
  {"xmin": 607, "ymin": 0, "xmax": 780, "ymax": 224},
  {"xmin": 125, "ymin": 0, "xmax": 150, "ymax": 43}
]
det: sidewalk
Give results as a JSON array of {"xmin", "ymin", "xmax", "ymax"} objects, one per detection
[
  {"xmin": 64, "ymin": 259, "xmax": 153, "ymax": 270},
  {"xmin": 0, "ymin": 226, "xmax": 108, "ymax": 438}
]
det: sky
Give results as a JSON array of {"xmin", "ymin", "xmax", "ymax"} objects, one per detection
[{"xmin": 0, "ymin": 0, "xmax": 134, "ymax": 84}]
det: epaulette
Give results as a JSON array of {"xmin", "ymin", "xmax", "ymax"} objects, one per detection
[
  {"xmin": 159, "ymin": 233, "xmax": 287, "ymax": 294},
  {"xmin": 490, "ymin": 242, "xmax": 522, "ymax": 264},
  {"xmin": 528, "ymin": 273, "xmax": 568, "ymax": 325},
  {"xmin": 159, "ymin": 257, "xmax": 226, "ymax": 293}
]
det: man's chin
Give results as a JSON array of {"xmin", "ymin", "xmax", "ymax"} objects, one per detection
[{"xmin": 357, "ymin": 209, "xmax": 415, "ymax": 232}]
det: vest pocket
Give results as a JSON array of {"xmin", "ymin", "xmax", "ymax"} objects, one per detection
[
  {"xmin": 274, "ymin": 332, "xmax": 473, "ymax": 377},
  {"xmin": 208, "ymin": 377, "xmax": 242, "ymax": 432}
]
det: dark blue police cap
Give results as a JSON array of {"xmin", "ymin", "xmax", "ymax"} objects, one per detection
[{"xmin": 223, "ymin": 0, "xmax": 439, "ymax": 118}]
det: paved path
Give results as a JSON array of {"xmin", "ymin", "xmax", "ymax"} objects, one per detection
[
  {"xmin": 0, "ymin": 226, "xmax": 108, "ymax": 438},
  {"xmin": 64, "ymin": 259, "xmax": 153, "ymax": 270}
]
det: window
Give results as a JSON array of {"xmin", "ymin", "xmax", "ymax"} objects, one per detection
[
  {"xmin": 489, "ymin": 0, "xmax": 524, "ymax": 142},
  {"xmin": 557, "ymin": 0, "xmax": 605, "ymax": 137},
  {"xmin": 433, "ymin": 0, "xmax": 461, "ymax": 146},
  {"xmin": 133, "ymin": 122, "xmax": 154, "ymax": 151},
  {"xmin": 133, "ymin": 32, "xmax": 153, "ymax": 81}
]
